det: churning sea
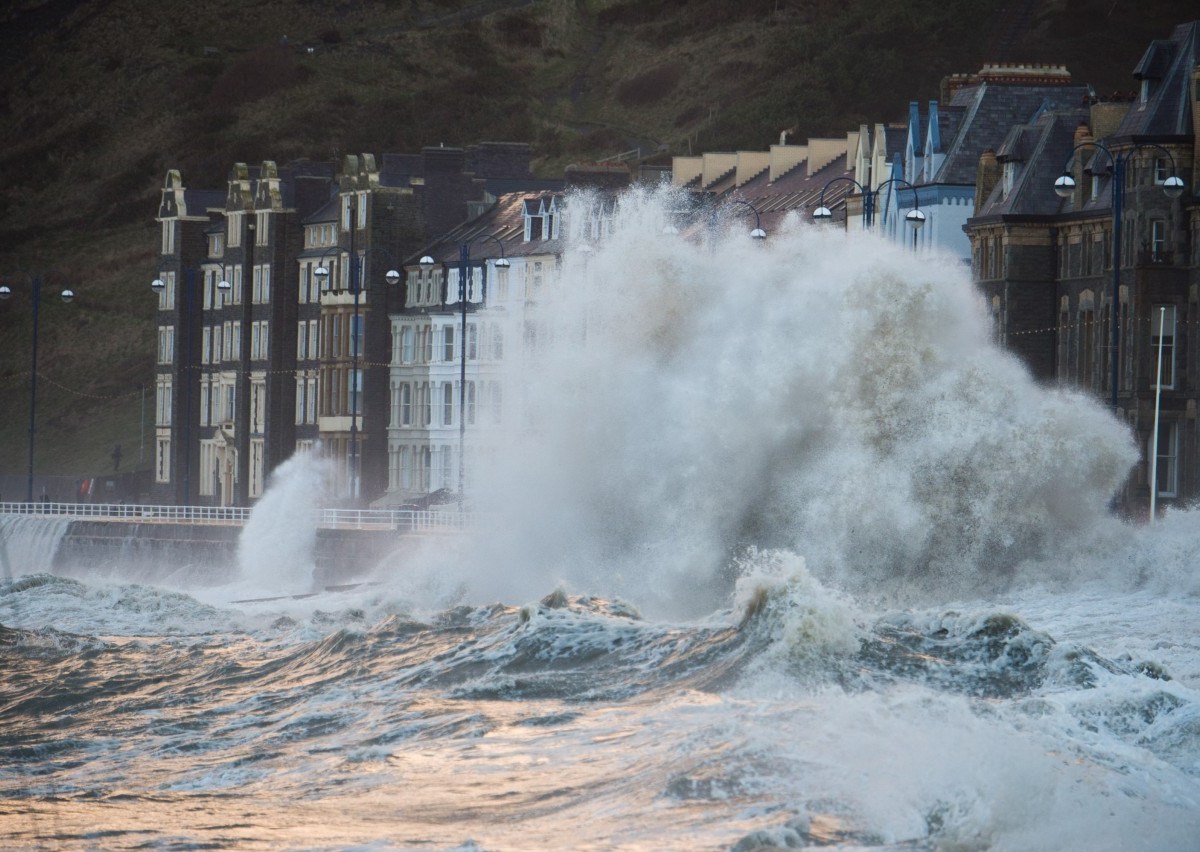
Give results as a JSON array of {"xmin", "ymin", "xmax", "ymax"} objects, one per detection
[{"xmin": 3, "ymin": 191, "xmax": 1198, "ymax": 849}]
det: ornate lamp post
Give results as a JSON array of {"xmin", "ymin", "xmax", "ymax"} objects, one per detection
[
  {"xmin": 729, "ymin": 199, "xmax": 767, "ymax": 240},
  {"xmin": 0, "ymin": 276, "xmax": 76, "ymax": 503},
  {"xmin": 419, "ymin": 234, "xmax": 510, "ymax": 499},
  {"xmin": 813, "ymin": 176, "xmax": 926, "ymax": 242},
  {"xmin": 1052, "ymin": 141, "xmax": 1184, "ymax": 410}
]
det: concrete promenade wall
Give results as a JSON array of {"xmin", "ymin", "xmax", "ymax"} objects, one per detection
[{"xmin": 51, "ymin": 520, "xmax": 410, "ymax": 587}]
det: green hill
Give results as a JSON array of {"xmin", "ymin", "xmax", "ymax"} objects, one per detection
[{"xmin": 0, "ymin": 0, "xmax": 1188, "ymax": 480}]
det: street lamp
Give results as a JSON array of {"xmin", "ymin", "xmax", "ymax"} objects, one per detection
[
  {"xmin": 729, "ymin": 199, "xmax": 767, "ymax": 240},
  {"xmin": 313, "ymin": 246, "xmax": 400, "ymax": 502},
  {"xmin": 419, "ymin": 233, "xmax": 510, "ymax": 500},
  {"xmin": 1052, "ymin": 142, "xmax": 1184, "ymax": 409},
  {"xmin": 813, "ymin": 176, "xmax": 926, "ymax": 243},
  {"xmin": 0, "ymin": 276, "xmax": 76, "ymax": 504}
]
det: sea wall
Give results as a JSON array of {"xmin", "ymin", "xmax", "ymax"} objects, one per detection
[{"xmin": 49, "ymin": 520, "xmax": 407, "ymax": 587}]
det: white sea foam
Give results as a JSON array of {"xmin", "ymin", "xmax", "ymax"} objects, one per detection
[
  {"xmin": 5, "ymin": 189, "xmax": 1198, "ymax": 852},
  {"xmin": 380, "ymin": 187, "xmax": 1140, "ymax": 616},
  {"xmin": 721, "ymin": 680, "xmax": 1200, "ymax": 850},
  {"xmin": 235, "ymin": 450, "xmax": 330, "ymax": 596},
  {"xmin": 0, "ymin": 514, "xmax": 72, "ymax": 577}
]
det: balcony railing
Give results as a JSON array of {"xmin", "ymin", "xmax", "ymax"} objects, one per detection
[{"xmin": 0, "ymin": 501, "xmax": 475, "ymax": 531}]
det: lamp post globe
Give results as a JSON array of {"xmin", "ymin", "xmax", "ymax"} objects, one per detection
[
  {"xmin": 1162, "ymin": 175, "xmax": 1185, "ymax": 199},
  {"xmin": 905, "ymin": 209, "xmax": 926, "ymax": 230},
  {"xmin": 150, "ymin": 278, "xmax": 165, "ymax": 293},
  {"xmin": 813, "ymin": 206, "xmax": 833, "ymax": 221},
  {"xmin": 61, "ymin": 289, "xmax": 75, "ymax": 303},
  {"xmin": 0, "ymin": 285, "xmax": 11, "ymax": 300},
  {"xmin": 1053, "ymin": 174, "xmax": 1076, "ymax": 199}
]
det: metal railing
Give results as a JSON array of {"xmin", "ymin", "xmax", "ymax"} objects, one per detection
[{"xmin": 0, "ymin": 502, "xmax": 475, "ymax": 532}]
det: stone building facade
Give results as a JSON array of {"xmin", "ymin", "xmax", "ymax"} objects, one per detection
[
  {"xmin": 965, "ymin": 21, "xmax": 1200, "ymax": 514},
  {"xmin": 153, "ymin": 143, "xmax": 539, "ymax": 506}
]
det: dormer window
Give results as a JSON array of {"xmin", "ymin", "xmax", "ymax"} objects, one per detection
[
  {"xmin": 1139, "ymin": 78, "xmax": 1150, "ymax": 104},
  {"xmin": 524, "ymin": 196, "xmax": 561, "ymax": 241},
  {"xmin": 1002, "ymin": 161, "xmax": 1017, "ymax": 197},
  {"xmin": 523, "ymin": 199, "xmax": 542, "ymax": 241}
]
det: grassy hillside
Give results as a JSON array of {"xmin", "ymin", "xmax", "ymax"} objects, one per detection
[{"xmin": 0, "ymin": 0, "xmax": 1188, "ymax": 480}]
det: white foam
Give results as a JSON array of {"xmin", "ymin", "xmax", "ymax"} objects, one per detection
[
  {"xmin": 235, "ymin": 450, "xmax": 330, "ymax": 596},
  {"xmin": 379, "ymin": 188, "xmax": 1139, "ymax": 616},
  {"xmin": 0, "ymin": 514, "xmax": 72, "ymax": 577}
]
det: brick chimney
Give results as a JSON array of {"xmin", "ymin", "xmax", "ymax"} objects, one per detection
[
  {"xmin": 1072, "ymin": 122, "xmax": 1093, "ymax": 205},
  {"xmin": 421, "ymin": 146, "xmax": 471, "ymax": 238},
  {"xmin": 975, "ymin": 149, "xmax": 1000, "ymax": 213},
  {"xmin": 1089, "ymin": 100, "xmax": 1130, "ymax": 142}
]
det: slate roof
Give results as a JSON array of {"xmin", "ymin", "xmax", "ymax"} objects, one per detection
[
  {"xmin": 279, "ymin": 160, "xmax": 336, "ymax": 180},
  {"xmin": 410, "ymin": 190, "xmax": 565, "ymax": 266},
  {"xmin": 185, "ymin": 189, "xmax": 226, "ymax": 215},
  {"xmin": 302, "ymin": 197, "xmax": 339, "ymax": 226},
  {"xmin": 885, "ymin": 124, "xmax": 907, "ymax": 161},
  {"xmin": 909, "ymin": 101, "xmax": 929, "ymax": 157},
  {"xmin": 483, "ymin": 177, "xmax": 565, "ymax": 196},
  {"xmin": 934, "ymin": 82, "xmax": 1089, "ymax": 185},
  {"xmin": 1119, "ymin": 21, "xmax": 1199, "ymax": 137},
  {"xmin": 936, "ymin": 106, "xmax": 966, "ymax": 156},
  {"xmin": 269, "ymin": 160, "xmax": 336, "ymax": 209},
  {"xmin": 975, "ymin": 108, "xmax": 1092, "ymax": 219},
  {"xmin": 721, "ymin": 151, "xmax": 855, "ymax": 231},
  {"xmin": 380, "ymin": 153, "xmax": 424, "ymax": 185}
]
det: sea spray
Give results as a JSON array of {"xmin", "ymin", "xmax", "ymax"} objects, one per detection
[
  {"xmin": 732, "ymin": 547, "xmax": 859, "ymax": 664},
  {"xmin": 2, "ymin": 191, "xmax": 1197, "ymax": 852},
  {"xmin": 385, "ymin": 187, "xmax": 1137, "ymax": 615},
  {"xmin": 0, "ymin": 514, "xmax": 72, "ymax": 577},
  {"xmin": 236, "ymin": 451, "xmax": 330, "ymax": 594}
]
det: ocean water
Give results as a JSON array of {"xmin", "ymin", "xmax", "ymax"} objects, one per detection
[{"xmin": 2, "ymin": 191, "xmax": 1198, "ymax": 850}]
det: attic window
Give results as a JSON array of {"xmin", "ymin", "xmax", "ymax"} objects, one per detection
[
  {"xmin": 1139, "ymin": 78, "xmax": 1150, "ymax": 104},
  {"xmin": 523, "ymin": 200, "xmax": 543, "ymax": 241},
  {"xmin": 1002, "ymin": 161, "xmax": 1017, "ymax": 197}
]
